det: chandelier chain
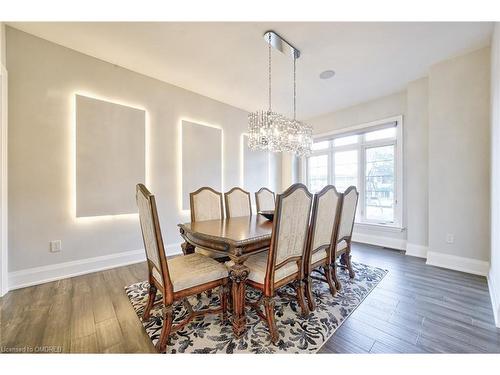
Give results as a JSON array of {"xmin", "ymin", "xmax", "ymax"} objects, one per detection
[
  {"xmin": 268, "ymin": 32, "xmax": 272, "ymax": 111},
  {"xmin": 293, "ymin": 55, "xmax": 296, "ymax": 120}
]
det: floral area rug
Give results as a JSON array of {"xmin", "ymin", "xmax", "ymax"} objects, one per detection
[{"xmin": 124, "ymin": 262, "xmax": 387, "ymax": 353}]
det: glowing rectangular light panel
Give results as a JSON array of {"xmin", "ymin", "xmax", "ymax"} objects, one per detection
[
  {"xmin": 76, "ymin": 94, "xmax": 146, "ymax": 217},
  {"xmin": 181, "ymin": 120, "xmax": 222, "ymax": 211}
]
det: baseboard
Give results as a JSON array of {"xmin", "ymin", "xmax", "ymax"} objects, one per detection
[
  {"xmin": 405, "ymin": 243, "xmax": 428, "ymax": 258},
  {"xmin": 7, "ymin": 243, "xmax": 183, "ymax": 291},
  {"xmin": 352, "ymin": 232, "xmax": 406, "ymax": 250},
  {"xmin": 426, "ymin": 251, "xmax": 490, "ymax": 276},
  {"xmin": 487, "ymin": 269, "xmax": 500, "ymax": 328}
]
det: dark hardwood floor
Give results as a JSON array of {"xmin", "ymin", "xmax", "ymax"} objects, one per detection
[
  {"xmin": 1, "ymin": 243, "xmax": 499, "ymax": 353},
  {"xmin": 320, "ymin": 244, "xmax": 500, "ymax": 353}
]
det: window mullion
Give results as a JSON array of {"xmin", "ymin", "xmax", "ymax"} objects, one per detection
[
  {"xmin": 360, "ymin": 144, "xmax": 366, "ymax": 221},
  {"xmin": 330, "ymin": 150, "xmax": 334, "ymax": 185}
]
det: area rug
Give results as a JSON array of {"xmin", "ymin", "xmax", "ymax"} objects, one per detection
[{"xmin": 125, "ymin": 262, "xmax": 387, "ymax": 353}]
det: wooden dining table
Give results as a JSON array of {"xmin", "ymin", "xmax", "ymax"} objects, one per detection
[{"xmin": 178, "ymin": 215, "xmax": 273, "ymax": 337}]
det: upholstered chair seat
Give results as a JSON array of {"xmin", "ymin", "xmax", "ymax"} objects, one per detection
[
  {"xmin": 166, "ymin": 253, "xmax": 228, "ymax": 292},
  {"xmin": 310, "ymin": 241, "xmax": 347, "ymax": 265},
  {"xmin": 336, "ymin": 240, "xmax": 348, "ymax": 253},
  {"xmin": 311, "ymin": 241, "xmax": 347, "ymax": 264},
  {"xmin": 311, "ymin": 248, "xmax": 328, "ymax": 264},
  {"xmin": 226, "ymin": 251, "xmax": 298, "ymax": 284}
]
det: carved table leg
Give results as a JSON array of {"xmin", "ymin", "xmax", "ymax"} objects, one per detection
[
  {"xmin": 181, "ymin": 241, "xmax": 195, "ymax": 255},
  {"xmin": 229, "ymin": 263, "xmax": 249, "ymax": 338}
]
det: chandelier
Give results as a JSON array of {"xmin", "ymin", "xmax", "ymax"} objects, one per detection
[{"xmin": 248, "ymin": 31, "xmax": 312, "ymax": 157}]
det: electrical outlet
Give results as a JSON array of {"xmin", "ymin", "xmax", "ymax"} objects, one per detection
[
  {"xmin": 446, "ymin": 234, "xmax": 454, "ymax": 244},
  {"xmin": 50, "ymin": 240, "xmax": 62, "ymax": 253}
]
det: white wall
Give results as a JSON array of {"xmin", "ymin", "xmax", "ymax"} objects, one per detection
[
  {"xmin": 306, "ymin": 91, "xmax": 408, "ymax": 249},
  {"xmin": 305, "ymin": 48, "xmax": 491, "ymax": 267},
  {"xmin": 489, "ymin": 23, "xmax": 500, "ymax": 327},
  {"xmin": 281, "ymin": 153, "xmax": 298, "ymax": 191},
  {"xmin": 0, "ymin": 22, "xmax": 5, "ymax": 66},
  {"xmin": 0, "ymin": 22, "xmax": 8, "ymax": 296},
  {"xmin": 406, "ymin": 78, "xmax": 429, "ymax": 257},
  {"xmin": 427, "ymin": 47, "xmax": 491, "ymax": 273},
  {"xmin": 309, "ymin": 92, "xmax": 407, "ymax": 135},
  {"xmin": 6, "ymin": 27, "xmax": 279, "ymax": 288}
]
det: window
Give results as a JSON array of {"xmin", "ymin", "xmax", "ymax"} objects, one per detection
[
  {"xmin": 365, "ymin": 145, "xmax": 395, "ymax": 222},
  {"xmin": 311, "ymin": 141, "xmax": 329, "ymax": 151},
  {"xmin": 307, "ymin": 154, "xmax": 328, "ymax": 193},
  {"xmin": 303, "ymin": 116, "xmax": 403, "ymax": 227},
  {"xmin": 333, "ymin": 149, "xmax": 358, "ymax": 192}
]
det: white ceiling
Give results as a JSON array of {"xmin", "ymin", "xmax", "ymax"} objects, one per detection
[{"xmin": 8, "ymin": 22, "xmax": 494, "ymax": 119}]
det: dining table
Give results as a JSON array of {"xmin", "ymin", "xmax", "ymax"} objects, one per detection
[{"xmin": 178, "ymin": 214, "xmax": 273, "ymax": 337}]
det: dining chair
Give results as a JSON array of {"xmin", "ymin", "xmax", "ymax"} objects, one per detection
[
  {"xmin": 137, "ymin": 184, "xmax": 229, "ymax": 353},
  {"xmin": 303, "ymin": 185, "xmax": 342, "ymax": 311},
  {"xmin": 335, "ymin": 186, "xmax": 359, "ymax": 285},
  {"xmin": 224, "ymin": 187, "xmax": 252, "ymax": 218},
  {"xmin": 228, "ymin": 183, "xmax": 313, "ymax": 344},
  {"xmin": 190, "ymin": 186, "xmax": 224, "ymax": 222},
  {"xmin": 189, "ymin": 186, "xmax": 227, "ymax": 259},
  {"xmin": 255, "ymin": 187, "xmax": 275, "ymax": 212}
]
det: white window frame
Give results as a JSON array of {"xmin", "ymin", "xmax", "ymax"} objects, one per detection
[
  {"xmin": 302, "ymin": 115, "xmax": 404, "ymax": 230},
  {"xmin": 305, "ymin": 150, "xmax": 330, "ymax": 190}
]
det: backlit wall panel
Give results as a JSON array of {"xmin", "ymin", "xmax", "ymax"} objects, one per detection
[
  {"xmin": 76, "ymin": 95, "xmax": 146, "ymax": 217},
  {"xmin": 181, "ymin": 120, "xmax": 222, "ymax": 210}
]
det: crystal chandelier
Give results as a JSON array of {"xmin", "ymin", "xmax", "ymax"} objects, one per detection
[{"xmin": 248, "ymin": 31, "xmax": 312, "ymax": 157}]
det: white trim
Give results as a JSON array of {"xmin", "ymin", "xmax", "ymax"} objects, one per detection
[
  {"xmin": 303, "ymin": 115, "xmax": 404, "ymax": 228},
  {"xmin": 0, "ymin": 64, "xmax": 7, "ymax": 297},
  {"xmin": 352, "ymin": 232, "xmax": 406, "ymax": 250},
  {"xmin": 354, "ymin": 222, "xmax": 405, "ymax": 233},
  {"xmin": 487, "ymin": 270, "xmax": 500, "ymax": 328},
  {"xmin": 313, "ymin": 115, "xmax": 402, "ymax": 140},
  {"xmin": 7, "ymin": 243, "xmax": 183, "ymax": 292},
  {"xmin": 405, "ymin": 243, "xmax": 428, "ymax": 258},
  {"xmin": 426, "ymin": 251, "xmax": 490, "ymax": 276}
]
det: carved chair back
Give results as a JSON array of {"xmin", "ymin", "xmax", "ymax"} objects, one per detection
[
  {"xmin": 224, "ymin": 187, "xmax": 252, "ymax": 218},
  {"xmin": 136, "ymin": 184, "xmax": 175, "ymax": 304},
  {"xmin": 264, "ymin": 183, "xmax": 313, "ymax": 295},
  {"xmin": 255, "ymin": 187, "xmax": 275, "ymax": 212},
  {"xmin": 190, "ymin": 186, "xmax": 224, "ymax": 222},
  {"xmin": 305, "ymin": 185, "xmax": 342, "ymax": 272},
  {"xmin": 337, "ymin": 186, "xmax": 359, "ymax": 244}
]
